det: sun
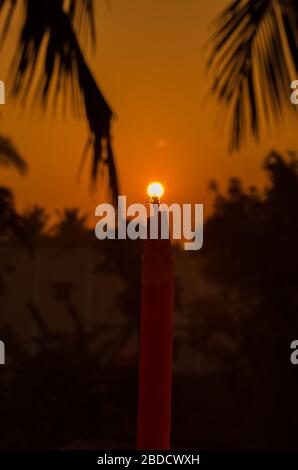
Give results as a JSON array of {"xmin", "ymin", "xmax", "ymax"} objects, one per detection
[{"xmin": 147, "ymin": 181, "xmax": 165, "ymax": 200}]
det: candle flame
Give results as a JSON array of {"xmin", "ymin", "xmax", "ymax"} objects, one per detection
[{"xmin": 147, "ymin": 182, "xmax": 164, "ymax": 202}]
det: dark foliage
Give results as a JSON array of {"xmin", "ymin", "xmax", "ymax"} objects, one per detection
[
  {"xmin": 208, "ymin": 0, "xmax": 298, "ymax": 150},
  {"xmin": 200, "ymin": 150, "xmax": 298, "ymax": 447},
  {"xmin": 0, "ymin": 0, "xmax": 119, "ymax": 201}
]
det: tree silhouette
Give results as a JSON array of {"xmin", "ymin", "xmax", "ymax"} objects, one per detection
[
  {"xmin": 0, "ymin": 135, "xmax": 27, "ymax": 293},
  {"xmin": 0, "ymin": 187, "xmax": 20, "ymax": 242},
  {"xmin": 0, "ymin": 134, "xmax": 26, "ymax": 241},
  {"xmin": 0, "ymin": 0, "xmax": 118, "ymax": 202},
  {"xmin": 51, "ymin": 207, "xmax": 89, "ymax": 245},
  {"xmin": 202, "ymin": 150, "xmax": 298, "ymax": 446},
  {"xmin": 208, "ymin": 0, "xmax": 298, "ymax": 150},
  {"xmin": 21, "ymin": 205, "xmax": 50, "ymax": 250},
  {"xmin": 204, "ymin": 150, "xmax": 298, "ymax": 303}
]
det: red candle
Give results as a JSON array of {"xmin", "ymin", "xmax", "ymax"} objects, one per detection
[{"xmin": 137, "ymin": 209, "xmax": 174, "ymax": 450}]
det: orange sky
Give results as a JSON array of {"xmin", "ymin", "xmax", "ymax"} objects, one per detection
[{"xmin": 1, "ymin": 0, "xmax": 298, "ymax": 225}]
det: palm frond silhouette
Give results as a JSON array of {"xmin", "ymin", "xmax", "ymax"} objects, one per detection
[
  {"xmin": 0, "ymin": 0, "xmax": 118, "ymax": 202},
  {"xmin": 0, "ymin": 135, "xmax": 27, "ymax": 174},
  {"xmin": 208, "ymin": 0, "xmax": 298, "ymax": 150}
]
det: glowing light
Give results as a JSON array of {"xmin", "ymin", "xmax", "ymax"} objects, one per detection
[{"xmin": 147, "ymin": 182, "xmax": 165, "ymax": 200}]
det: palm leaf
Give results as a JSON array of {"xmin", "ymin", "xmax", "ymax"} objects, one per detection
[
  {"xmin": 68, "ymin": 0, "xmax": 96, "ymax": 48},
  {"xmin": 0, "ymin": 0, "xmax": 119, "ymax": 202},
  {"xmin": 208, "ymin": 0, "xmax": 298, "ymax": 151},
  {"xmin": 0, "ymin": 135, "xmax": 27, "ymax": 173},
  {"xmin": 0, "ymin": 0, "xmax": 17, "ymax": 45}
]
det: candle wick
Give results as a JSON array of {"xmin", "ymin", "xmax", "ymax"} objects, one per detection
[{"xmin": 147, "ymin": 196, "xmax": 160, "ymax": 206}]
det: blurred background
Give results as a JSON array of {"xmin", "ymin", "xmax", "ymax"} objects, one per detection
[{"xmin": 1, "ymin": 0, "xmax": 298, "ymax": 450}]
